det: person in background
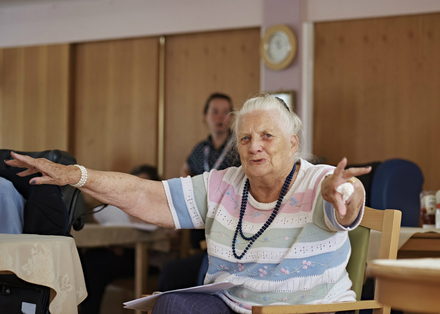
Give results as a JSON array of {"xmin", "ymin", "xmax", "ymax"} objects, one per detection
[
  {"xmin": 159, "ymin": 93, "xmax": 241, "ymax": 291},
  {"xmin": 0, "ymin": 177, "xmax": 25, "ymax": 234},
  {"xmin": 181, "ymin": 92, "xmax": 240, "ymax": 177},
  {"xmin": 5, "ymin": 94, "xmax": 371, "ymax": 314},
  {"xmin": 79, "ymin": 164, "xmax": 165, "ymax": 314},
  {"xmin": 1, "ymin": 167, "xmax": 69, "ymax": 236}
]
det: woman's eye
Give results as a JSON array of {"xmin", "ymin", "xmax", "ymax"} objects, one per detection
[
  {"xmin": 241, "ymin": 136, "xmax": 249, "ymax": 141},
  {"xmin": 264, "ymin": 134, "xmax": 272, "ymax": 138}
]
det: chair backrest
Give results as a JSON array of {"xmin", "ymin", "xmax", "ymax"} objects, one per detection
[
  {"xmin": 346, "ymin": 161, "xmax": 382, "ymax": 207},
  {"xmin": 370, "ymin": 158, "xmax": 423, "ymax": 227},
  {"xmin": 346, "ymin": 226, "xmax": 370, "ymax": 300},
  {"xmin": 0, "ymin": 149, "xmax": 76, "ymax": 170},
  {"xmin": 347, "ymin": 207, "xmax": 401, "ymax": 302}
]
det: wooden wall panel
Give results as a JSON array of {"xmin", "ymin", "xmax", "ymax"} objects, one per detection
[
  {"xmin": 0, "ymin": 44, "xmax": 70, "ymax": 151},
  {"xmin": 313, "ymin": 13, "xmax": 440, "ymax": 190},
  {"xmin": 74, "ymin": 37, "xmax": 159, "ymax": 174},
  {"xmin": 163, "ymin": 28, "xmax": 260, "ymax": 179}
]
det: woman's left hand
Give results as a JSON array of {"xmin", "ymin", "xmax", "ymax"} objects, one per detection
[
  {"xmin": 4, "ymin": 152, "xmax": 79, "ymax": 186},
  {"xmin": 321, "ymin": 157, "xmax": 371, "ymax": 225}
]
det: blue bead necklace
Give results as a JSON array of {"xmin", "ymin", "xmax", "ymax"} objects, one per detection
[{"xmin": 232, "ymin": 163, "xmax": 297, "ymax": 260}]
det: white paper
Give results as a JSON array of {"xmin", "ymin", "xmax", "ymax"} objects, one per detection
[
  {"xmin": 123, "ymin": 281, "xmax": 239, "ymax": 310},
  {"xmin": 93, "ymin": 204, "xmax": 132, "ymax": 224},
  {"xmin": 100, "ymin": 221, "xmax": 158, "ymax": 232},
  {"xmin": 92, "ymin": 204, "xmax": 159, "ymax": 231}
]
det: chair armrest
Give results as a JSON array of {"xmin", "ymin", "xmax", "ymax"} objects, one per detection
[{"xmin": 252, "ymin": 300, "xmax": 382, "ymax": 314}]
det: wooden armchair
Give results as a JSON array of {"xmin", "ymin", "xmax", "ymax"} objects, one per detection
[{"xmin": 252, "ymin": 206, "xmax": 402, "ymax": 314}]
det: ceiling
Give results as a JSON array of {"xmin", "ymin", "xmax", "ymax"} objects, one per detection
[{"xmin": 0, "ymin": 0, "xmax": 93, "ymax": 8}]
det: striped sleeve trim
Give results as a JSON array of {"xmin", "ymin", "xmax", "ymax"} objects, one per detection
[
  {"xmin": 181, "ymin": 176, "xmax": 205, "ymax": 228},
  {"xmin": 162, "ymin": 180, "xmax": 181, "ymax": 229},
  {"xmin": 162, "ymin": 177, "xmax": 204, "ymax": 229},
  {"xmin": 324, "ymin": 199, "xmax": 364, "ymax": 231},
  {"xmin": 320, "ymin": 170, "xmax": 366, "ymax": 231}
]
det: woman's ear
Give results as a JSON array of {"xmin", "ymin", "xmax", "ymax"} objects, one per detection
[{"xmin": 290, "ymin": 134, "xmax": 299, "ymax": 156}]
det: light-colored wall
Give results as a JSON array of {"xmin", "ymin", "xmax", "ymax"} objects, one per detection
[
  {"xmin": 304, "ymin": 0, "xmax": 440, "ymax": 22},
  {"xmin": 3, "ymin": 0, "xmax": 439, "ymax": 50},
  {"xmin": 261, "ymin": 0, "xmax": 303, "ymax": 110},
  {"xmin": 0, "ymin": 0, "xmax": 262, "ymax": 48}
]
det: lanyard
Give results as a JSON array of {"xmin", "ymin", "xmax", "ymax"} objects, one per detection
[{"xmin": 203, "ymin": 136, "xmax": 234, "ymax": 172}]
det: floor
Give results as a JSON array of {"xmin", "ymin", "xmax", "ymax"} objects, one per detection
[{"xmin": 100, "ymin": 276, "xmax": 159, "ymax": 314}]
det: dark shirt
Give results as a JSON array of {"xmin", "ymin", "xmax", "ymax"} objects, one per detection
[{"xmin": 186, "ymin": 131, "xmax": 241, "ymax": 176}]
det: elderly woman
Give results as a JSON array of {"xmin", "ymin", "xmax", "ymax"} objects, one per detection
[{"xmin": 5, "ymin": 94, "xmax": 370, "ymax": 314}]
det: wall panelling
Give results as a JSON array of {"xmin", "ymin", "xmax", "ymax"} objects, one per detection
[
  {"xmin": 73, "ymin": 37, "xmax": 160, "ymax": 174},
  {"xmin": 313, "ymin": 13, "xmax": 440, "ymax": 190},
  {"xmin": 0, "ymin": 44, "xmax": 71, "ymax": 151},
  {"xmin": 163, "ymin": 28, "xmax": 261, "ymax": 179}
]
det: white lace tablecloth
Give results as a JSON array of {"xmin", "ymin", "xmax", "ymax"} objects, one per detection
[
  {"xmin": 371, "ymin": 257, "xmax": 440, "ymax": 269},
  {"xmin": 0, "ymin": 233, "xmax": 87, "ymax": 314}
]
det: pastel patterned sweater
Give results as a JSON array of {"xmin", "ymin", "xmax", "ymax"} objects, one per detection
[{"xmin": 162, "ymin": 159, "xmax": 363, "ymax": 314}]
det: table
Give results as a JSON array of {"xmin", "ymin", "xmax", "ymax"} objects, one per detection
[
  {"xmin": 0, "ymin": 233, "xmax": 87, "ymax": 314},
  {"xmin": 71, "ymin": 224, "xmax": 170, "ymax": 314},
  {"xmin": 367, "ymin": 258, "xmax": 440, "ymax": 313},
  {"xmin": 367, "ymin": 227, "xmax": 440, "ymax": 261},
  {"xmin": 398, "ymin": 229, "xmax": 440, "ymax": 258}
]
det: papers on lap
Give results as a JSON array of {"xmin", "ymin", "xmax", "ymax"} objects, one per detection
[{"xmin": 123, "ymin": 281, "xmax": 239, "ymax": 311}]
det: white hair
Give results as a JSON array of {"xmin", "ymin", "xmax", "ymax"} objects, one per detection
[{"xmin": 232, "ymin": 94, "xmax": 312, "ymax": 161}]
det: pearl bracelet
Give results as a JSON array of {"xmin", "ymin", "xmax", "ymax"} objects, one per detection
[{"xmin": 71, "ymin": 164, "xmax": 88, "ymax": 188}]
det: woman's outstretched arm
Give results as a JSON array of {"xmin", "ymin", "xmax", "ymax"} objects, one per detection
[{"xmin": 5, "ymin": 152, "xmax": 175, "ymax": 228}]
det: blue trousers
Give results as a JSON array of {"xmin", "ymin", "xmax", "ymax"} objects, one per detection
[{"xmin": 152, "ymin": 292, "xmax": 237, "ymax": 314}]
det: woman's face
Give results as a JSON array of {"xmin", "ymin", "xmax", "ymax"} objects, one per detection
[
  {"xmin": 237, "ymin": 110, "xmax": 298, "ymax": 182},
  {"xmin": 205, "ymin": 98, "xmax": 231, "ymax": 135}
]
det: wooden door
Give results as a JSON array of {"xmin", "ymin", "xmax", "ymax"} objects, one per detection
[
  {"xmin": 163, "ymin": 28, "xmax": 261, "ymax": 179},
  {"xmin": 74, "ymin": 37, "xmax": 160, "ymax": 174},
  {"xmin": 0, "ymin": 44, "xmax": 71, "ymax": 151}
]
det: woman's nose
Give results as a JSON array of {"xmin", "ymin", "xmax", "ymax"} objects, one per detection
[{"xmin": 249, "ymin": 137, "xmax": 263, "ymax": 153}]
